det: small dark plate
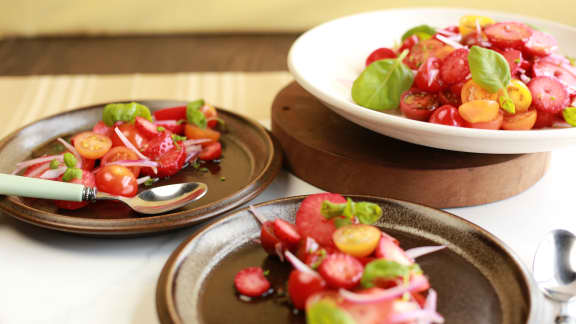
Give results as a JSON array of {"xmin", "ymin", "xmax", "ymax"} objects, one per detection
[
  {"xmin": 0, "ymin": 100, "xmax": 282, "ymax": 236},
  {"xmin": 156, "ymin": 195, "xmax": 546, "ymax": 324}
]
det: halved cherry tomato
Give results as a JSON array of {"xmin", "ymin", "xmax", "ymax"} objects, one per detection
[
  {"xmin": 95, "ymin": 165, "xmax": 138, "ymax": 197},
  {"xmin": 440, "ymin": 48, "xmax": 470, "ymax": 85},
  {"xmin": 201, "ymin": 104, "xmax": 219, "ymax": 129},
  {"xmin": 458, "ymin": 15, "xmax": 495, "ymax": 37},
  {"xmin": 153, "ymin": 105, "xmax": 186, "ymax": 121},
  {"xmin": 397, "ymin": 35, "xmax": 419, "ymax": 54},
  {"xmin": 414, "ymin": 57, "xmax": 445, "ymax": 92},
  {"xmin": 198, "ymin": 142, "xmax": 222, "ymax": 161},
  {"xmin": 101, "ymin": 146, "xmax": 141, "ymax": 177},
  {"xmin": 73, "ymin": 131, "xmax": 112, "ymax": 159},
  {"xmin": 332, "ymin": 224, "xmax": 381, "ymax": 258},
  {"xmin": 458, "ymin": 100, "xmax": 500, "ymax": 123},
  {"xmin": 287, "ymin": 270, "xmax": 327, "ymax": 310},
  {"xmin": 465, "ymin": 110, "xmax": 504, "ymax": 130},
  {"xmin": 507, "ymin": 79, "xmax": 533, "ymax": 113},
  {"xmin": 429, "ymin": 105, "xmax": 466, "ymax": 127},
  {"xmin": 400, "ymin": 89, "xmax": 441, "ymax": 121},
  {"xmin": 461, "ymin": 79, "xmax": 500, "ymax": 103},
  {"xmin": 135, "ymin": 116, "xmax": 159, "ymax": 139},
  {"xmin": 365, "ymin": 48, "xmax": 396, "ymax": 66},
  {"xmin": 502, "ymin": 109, "xmax": 537, "ymax": 130},
  {"xmin": 111, "ymin": 123, "xmax": 148, "ymax": 150},
  {"xmin": 185, "ymin": 124, "xmax": 221, "ymax": 145},
  {"xmin": 92, "ymin": 121, "xmax": 113, "ymax": 138},
  {"xmin": 439, "ymin": 88, "xmax": 461, "ymax": 107},
  {"xmin": 404, "ymin": 39, "xmax": 454, "ymax": 70}
]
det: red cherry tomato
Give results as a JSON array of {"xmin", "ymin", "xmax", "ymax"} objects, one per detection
[
  {"xmin": 201, "ymin": 104, "xmax": 219, "ymax": 129},
  {"xmin": 153, "ymin": 105, "xmax": 187, "ymax": 121},
  {"xmin": 404, "ymin": 39, "xmax": 453, "ymax": 70},
  {"xmin": 287, "ymin": 270, "xmax": 327, "ymax": 310},
  {"xmin": 111, "ymin": 123, "xmax": 148, "ymax": 150},
  {"xmin": 92, "ymin": 121, "xmax": 113, "ymax": 138},
  {"xmin": 365, "ymin": 48, "xmax": 397, "ymax": 66},
  {"xmin": 198, "ymin": 142, "xmax": 222, "ymax": 161},
  {"xmin": 440, "ymin": 48, "xmax": 470, "ymax": 85},
  {"xmin": 429, "ymin": 105, "xmax": 466, "ymax": 127},
  {"xmin": 399, "ymin": 89, "xmax": 442, "ymax": 121},
  {"xmin": 438, "ymin": 88, "xmax": 461, "ymax": 107},
  {"xmin": 95, "ymin": 165, "xmax": 138, "ymax": 197},
  {"xmin": 260, "ymin": 221, "xmax": 283, "ymax": 256},
  {"xmin": 101, "ymin": 146, "xmax": 142, "ymax": 178},
  {"xmin": 414, "ymin": 57, "xmax": 445, "ymax": 92},
  {"xmin": 73, "ymin": 131, "xmax": 112, "ymax": 159},
  {"xmin": 397, "ymin": 35, "xmax": 419, "ymax": 54}
]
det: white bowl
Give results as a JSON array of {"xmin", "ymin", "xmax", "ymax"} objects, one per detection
[{"xmin": 288, "ymin": 8, "xmax": 576, "ymax": 154}]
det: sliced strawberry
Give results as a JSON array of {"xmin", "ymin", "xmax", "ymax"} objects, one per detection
[
  {"xmin": 440, "ymin": 48, "xmax": 470, "ymax": 85},
  {"xmin": 295, "ymin": 193, "xmax": 347, "ymax": 247},
  {"xmin": 528, "ymin": 76, "xmax": 570, "ymax": 113},
  {"xmin": 524, "ymin": 30, "xmax": 558, "ymax": 57},
  {"xmin": 153, "ymin": 105, "xmax": 187, "ymax": 121},
  {"xmin": 233, "ymin": 267, "xmax": 271, "ymax": 297},
  {"xmin": 273, "ymin": 218, "xmax": 301, "ymax": 247},
  {"xmin": 533, "ymin": 110, "xmax": 558, "ymax": 129},
  {"xmin": 135, "ymin": 116, "xmax": 159, "ymax": 139},
  {"xmin": 198, "ymin": 142, "xmax": 222, "ymax": 161},
  {"xmin": 143, "ymin": 130, "xmax": 174, "ymax": 160},
  {"xmin": 500, "ymin": 48, "xmax": 524, "ymax": 76},
  {"xmin": 484, "ymin": 22, "xmax": 533, "ymax": 49},
  {"xmin": 155, "ymin": 147, "xmax": 186, "ymax": 178},
  {"xmin": 55, "ymin": 170, "xmax": 95, "ymax": 210},
  {"xmin": 155, "ymin": 120, "xmax": 185, "ymax": 135},
  {"xmin": 261, "ymin": 221, "xmax": 283, "ymax": 256},
  {"xmin": 533, "ymin": 56, "xmax": 576, "ymax": 94},
  {"xmin": 317, "ymin": 253, "xmax": 363, "ymax": 289},
  {"xmin": 374, "ymin": 234, "xmax": 414, "ymax": 266},
  {"xmin": 92, "ymin": 121, "xmax": 113, "ymax": 138}
]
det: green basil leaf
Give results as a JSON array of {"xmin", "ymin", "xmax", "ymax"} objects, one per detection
[
  {"xmin": 468, "ymin": 46, "xmax": 511, "ymax": 93},
  {"xmin": 333, "ymin": 217, "xmax": 353, "ymax": 228},
  {"xmin": 321, "ymin": 201, "xmax": 346, "ymax": 220},
  {"xmin": 355, "ymin": 202, "xmax": 383, "ymax": 225},
  {"xmin": 352, "ymin": 51, "xmax": 414, "ymax": 111},
  {"xmin": 63, "ymin": 152, "xmax": 77, "ymax": 168},
  {"xmin": 562, "ymin": 107, "xmax": 576, "ymax": 126},
  {"xmin": 306, "ymin": 300, "xmax": 356, "ymax": 324},
  {"xmin": 102, "ymin": 102, "xmax": 152, "ymax": 126},
  {"xmin": 62, "ymin": 168, "xmax": 83, "ymax": 182},
  {"xmin": 49, "ymin": 159, "xmax": 60, "ymax": 169},
  {"xmin": 499, "ymin": 96, "xmax": 516, "ymax": 114},
  {"xmin": 361, "ymin": 260, "xmax": 422, "ymax": 288},
  {"xmin": 401, "ymin": 24, "xmax": 436, "ymax": 41},
  {"xmin": 186, "ymin": 99, "xmax": 207, "ymax": 128}
]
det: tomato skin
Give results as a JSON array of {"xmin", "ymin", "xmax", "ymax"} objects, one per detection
[
  {"xmin": 261, "ymin": 221, "xmax": 283, "ymax": 256},
  {"xmin": 92, "ymin": 121, "xmax": 113, "ymax": 138},
  {"xmin": 184, "ymin": 124, "xmax": 221, "ymax": 146},
  {"xmin": 198, "ymin": 142, "xmax": 222, "ymax": 161},
  {"xmin": 288, "ymin": 270, "xmax": 327, "ymax": 310},
  {"xmin": 465, "ymin": 110, "xmax": 504, "ymax": 130},
  {"xmin": 332, "ymin": 224, "xmax": 381, "ymax": 258},
  {"xmin": 404, "ymin": 39, "xmax": 453, "ymax": 70},
  {"xmin": 414, "ymin": 57, "xmax": 445, "ymax": 92},
  {"xmin": 439, "ymin": 88, "xmax": 461, "ymax": 107},
  {"xmin": 502, "ymin": 109, "xmax": 537, "ymax": 130},
  {"xmin": 397, "ymin": 35, "xmax": 419, "ymax": 54},
  {"xmin": 429, "ymin": 105, "xmax": 466, "ymax": 127},
  {"xmin": 95, "ymin": 165, "xmax": 138, "ymax": 197},
  {"xmin": 155, "ymin": 120, "xmax": 185, "ymax": 135},
  {"xmin": 400, "ymin": 89, "xmax": 441, "ymax": 121},
  {"xmin": 365, "ymin": 48, "xmax": 396, "ymax": 66},
  {"xmin": 440, "ymin": 48, "xmax": 470, "ymax": 85},
  {"xmin": 153, "ymin": 105, "xmax": 187, "ymax": 121},
  {"xmin": 111, "ymin": 123, "xmax": 148, "ymax": 150},
  {"xmin": 73, "ymin": 131, "xmax": 112, "ymax": 160},
  {"xmin": 101, "ymin": 146, "xmax": 141, "ymax": 178}
]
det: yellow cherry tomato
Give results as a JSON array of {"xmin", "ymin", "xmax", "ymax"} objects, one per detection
[
  {"xmin": 459, "ymin": 15, "xmax": 495, "ymax": 37},
  {"xmin": 502, "ymin": 109, "xmax": 538, "ymax": 130},
  {"xmin": 461, "ymin": 79, "xmax": 501, "ymax": 103},
  {"xmin": 73, "ymin": 131, "xmax": 112, "ymax": 159},
  {"xmin": 332, "ymin": 224, "xmax": 381, "ymax": 258},
  {"xmin": 505, "ymin": 79, "xmax": 533, "ymax": 113},
  {"xmin": 458, "ymin": 100, "xmax": 500, "ymax": 123}
]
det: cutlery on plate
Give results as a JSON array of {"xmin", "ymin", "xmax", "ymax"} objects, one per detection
[{"xmin": 0, "ymin": 174, "xmax": 207, "ymax": 214}]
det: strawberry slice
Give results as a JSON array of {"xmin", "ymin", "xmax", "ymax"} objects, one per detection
[
  {"xmin": 260, "ymin": 221, "xmax": 283, "ymax": 256},
  {"xmin": 484, "ymin": 22, "xmax": 533, "ymax": 49},
  {"xmin": 499, "ymin": 48, "xmax": 524, "ymax": 76},
  {"xmin": 143, "ymin": 130, "xmax": 174, "ymax": 160},
  {"xmin": 528, "ymin": 76, "xmax": 570, "ymax": 113},
  {"xmin": 273, "ymin": 218, "xmax": 301, "ymax": 247},
  {"xmin": 155, "ymin": 120, "xmax": 185, "ymax": 135},
  {"xmin": 524, "ymin": 30, "xmax": 558, "ymax": 57},
  {"xmin": 374, "ymin": 234, "xmax": 414, "ymax": 266},
  {"xmin": 135, "ymin": 116, "xmax": 159, "ymax": 139},
  {"xmin": 55, "ymin": 171, "xmax": 95, "ymax": 210},
  {"xmin": 533, "ymin": 56, "xmax": 576, "ymax": 94},
  {"xmin": 295, "ymin": 193, "xmax": 347, "ymax": 247},
  {"xmin": 234, "ymin": 267, "xmax": 271, "ymax": 297},
  {"xmin": 155, "ymin": 147, "xmax": 186, "ymax": 178},
  {"xmin": 317, "ymin": 253, "xmax": 364, "ymax": 289}
]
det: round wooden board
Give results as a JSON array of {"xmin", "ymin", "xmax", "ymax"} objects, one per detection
[{"xmin": 271, "ymin": 82, "xmax": 550, "ymax": 208}]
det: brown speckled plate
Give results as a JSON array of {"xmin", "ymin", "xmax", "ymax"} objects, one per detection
[
  {"xmin": 156, "ymin": 195, "xmax": 546, "ymax": 324},
  {"xmin": 0, "ymin": 100, "xmax": 282, "ymax": 236}
]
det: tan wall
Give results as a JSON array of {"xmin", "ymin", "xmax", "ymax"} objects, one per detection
[{"xmin": 0, "ymin": 0, "xmax": 574, "ymax": 37}]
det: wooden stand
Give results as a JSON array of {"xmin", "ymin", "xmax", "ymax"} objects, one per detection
[{"xmin": 271, "ymin": 82, "xmax": 550, "ymax": 208}]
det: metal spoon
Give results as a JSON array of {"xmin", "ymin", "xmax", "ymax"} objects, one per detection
[
  {"xmin": 533, "ymin": 229, "xmax": 576, "ymax": 324},
  {"xmin": 0, "ymin": 174, "xmax": 207, "ymax": 214}
]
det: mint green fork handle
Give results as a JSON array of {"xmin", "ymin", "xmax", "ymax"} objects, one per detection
[{"xmin": 0, "ymin": 174, "xmax": 84, "ymax": 202}]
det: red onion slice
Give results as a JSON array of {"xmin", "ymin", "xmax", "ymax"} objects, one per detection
[
  {"xmin": 305, "ymin": 237, "xmax": 319, "ymax": 254},
  {"xmin": 12, "ymin": 154, "xmax": 64, "ymax": 174},
  {"xmin": 27, "ymin": 163, "xmax": 51, "ymax": 177},
  {"xmin": 435, "ymin": 34, "xmax": 465, "ymax": 49},
  {"xmin": 136, "ymin": 176, "xmax": 151, "ymax": 185},
  {"xmin": 275, "ymin": 243, "xmax": 285, "ymax": 262},
  {"xmin": 389, "ymin": 309, "xmax": 445, "ymax": 323},
  {"xmin": 340, "ymin": 274, "xmax": 428, "ymax": 304},
  {"xmin": 248, "ymin": 205, "xmax": 267, "ymax": 225},
  {"xmin": 39, "ymin": 166, "xmax": 67, "ymax": 179},
  {"xmin": 113, "ymin": 127, "xmax": 149, "ymax": 161},
  {"xmin": 183, "ymin": 139, "xmax": 212, "ymax": 146},
  {"xmin": 155, "ymin": 119, "xmax": 180, "ymax": 126},
  {"xmin": 108, "ymin": 160, "xmax": 159, "ymax": 168},
  {"xmin": 284, "ymin": 251, "xmax": 319, "ymax": 277},
  {"xmin": 57, "ymin": 138, "xmax": 83, "ymax": 168},
  {"xmin": 405, "ymin": 246, "xmax": 446, "ymax": 259}
]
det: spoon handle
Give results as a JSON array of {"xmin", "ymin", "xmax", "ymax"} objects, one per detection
[{"xmin": 0, "ymin": 174, "xmax": 87, "ymax": 202}]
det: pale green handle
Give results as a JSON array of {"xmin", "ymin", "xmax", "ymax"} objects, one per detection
[{"xmin": 0, "ymin": 174, "xmax": 84, "ymax": 201}]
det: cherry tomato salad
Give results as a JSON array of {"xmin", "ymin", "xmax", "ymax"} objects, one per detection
[
  {"xmin": 12, "ymin": 100, "xmax": 224, "ymax": 210},
  {"xmin": 352, "ymin": 15, "xmax": 576, "ymax": 130},
  {"xmin": 234, "ymin": 193, "xmax": 446, "ymax": 324}
]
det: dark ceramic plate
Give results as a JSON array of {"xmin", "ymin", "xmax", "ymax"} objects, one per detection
[
  {"xmin": 0, "ymin": 100, "xmax": 282, "ymax": 236},
  {"xmin": 156, "ymin": 195, "xmax": 546, "ymax": 324}
]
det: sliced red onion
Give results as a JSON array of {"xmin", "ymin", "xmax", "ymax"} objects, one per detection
[
  {"xmin": 248, "ymin": 205, "xmax": 267, "ymax": 225},
  {"xmin": 155, "ymin": 119, "xmax": 180, "ymax": 126},
  {"xmin": 284, "ymin": 251, "xmax": 319, "ymax": 277},
  {"xmin": 108, "ymin": 160, "xmax": 159, "ymax": 168},
  {"xmin": 136, "ymin": 176, "xmax": 151, "ymax": 185},
  {"xmin": 39, "ymin": 166, "xmax": 67, "ymax": 179},
  {"xmin": 183, "ymin": 139, "xmax": 212, "ymax": 146},
  {"xmin": 405, "ymin": 246, "xmax": 446, "ymax": 259},
  {"xmin": 114, "ymin": 127, "xmax": 149, "ymax": 161},
  {"xmin": 305, "ymin": 237, "xmax": 319, "ymax": 254},
  {"xmin": 425, "ymin": 289, "xmax": 438, "ymax": 312},
  {"xmin": 185, "ymin": 151, "xmax": 199, "ymax": 164},
  {"xmin": 389, "ymin": 309, "xmax": 445, "ymax": 323},
  {"xmin": 435, "ymin": 34, "xmax": 465, "ymax": 49},
  {"xmin": 27, "ymin": 163, "xmax": 51, "ymax": 177},
  {"xmin": 57, "ymin": 138, "xmax": 83, "ymax": 168},
  {"xmin": 275, "ymin": 243, "xmax": 285, "ymax": 262},
  {"xmin": 12, "ymin": 154, "xmax": 64, "ymax": 174},
  {"xmin": 339, "ymin": 285, "xmax": 411, "ymax": 304}
]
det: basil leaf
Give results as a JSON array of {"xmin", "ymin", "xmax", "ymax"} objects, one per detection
[
  {"xmin": 401, "ymin": 24, "xmax": 436, "ymax": 41},
  {"xmin": 49, "ymin": 160, "xmax": 60, "ymax": 169},
  {"xmin": 468, "ymin": 46, "xmax": 511, "ymax": 93},
  {"xmin": 333, "ymin": 217, "xmax": 353, "ymax": 228},
  {"xmin": 321, "ymin": 201, "xmax": 346, "ymax": 219},
  {"xmin": 186, "ymin": 99, "xmax": 207, "ymax": 128},
  {"xmin": 306, "ymin": 300, "xmax": 356, "ymax": 324},
  {"xmin": 102, "ymin": 102, "xmax": 152, "ymax": 126},
  {"xmin": 562, "ymin": 107, "xmax": 576, "ymax": 126},
  {"xmin": 499, "ymin": 96, "xmax": 516, "ymax": 114},
  {"xmin": 63, "ymin": 152, "xmax": 77, "ymax": 168},
  {"xmin": 361, "ymin": 260, "xmax": 420, "ymax": 288},
  {"xmin": 62, "ymin": 168, "xmax": 82, "ymax": 182},
  {"xmin": 352, "ymin": 51, "xmax": 414, "ymax": 111},
  {"xmin": 355, "ymin": 202, "xmax": 383, "ymax": 225}
]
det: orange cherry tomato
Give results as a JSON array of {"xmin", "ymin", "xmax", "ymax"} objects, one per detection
[
  {"xmin": 73, "ymin": 131, "xmax": 112, "ymax": 159},
  {"xmin": 461, "ymin": 79, "xmax": 500, "ymax": 103},
  {"xmin": 332, "ymin": 224, "xmax": 382, "ymax": 258},
  {"xmin": 466, "ymin": 110, "xmax": 504, "ymax": 130},
  {"xmin": 95, "ymin": 165, "xmax": 138, "ymax": 197},
  {"xmin": 502, "ymin": 109, "xmax": 538, "ymax": 130},
  {"xmin": 458, "ymin": 100, "xmax": 500, "ymax": 123},
  {"xmin": 101, "ymin": 146, "xmax": 142, "ymax": 177},
  {"xmin": 184, "ymin": 124, "xmax": 221, "ymax": 146}
]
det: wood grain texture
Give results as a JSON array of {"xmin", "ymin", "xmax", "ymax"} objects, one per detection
[
  {"xmin": 0, "ymin": 33, "xmax": 299, "ymax": 75},
  {"xmin": 271, "ymin": 82, "xmax": 550, "ymax": 208}
]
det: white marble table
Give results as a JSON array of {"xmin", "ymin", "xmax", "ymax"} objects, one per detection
[{"xmin": 1, "ymin": 140, "xmax": 574, "ymax": 323}]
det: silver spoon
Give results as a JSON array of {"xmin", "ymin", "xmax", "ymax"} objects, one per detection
[
  {"xmin": 0, "ymin": 174, "xmax": 207, "ymax": 214},
  {"xmin": 533, "ymin": 229, "xmax": 576, "ymax": 324}
]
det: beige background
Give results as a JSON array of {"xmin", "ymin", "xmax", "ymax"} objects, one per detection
[{"xmin": 0, "ymin": 0, "xmax": 574, "ymax": 37}]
